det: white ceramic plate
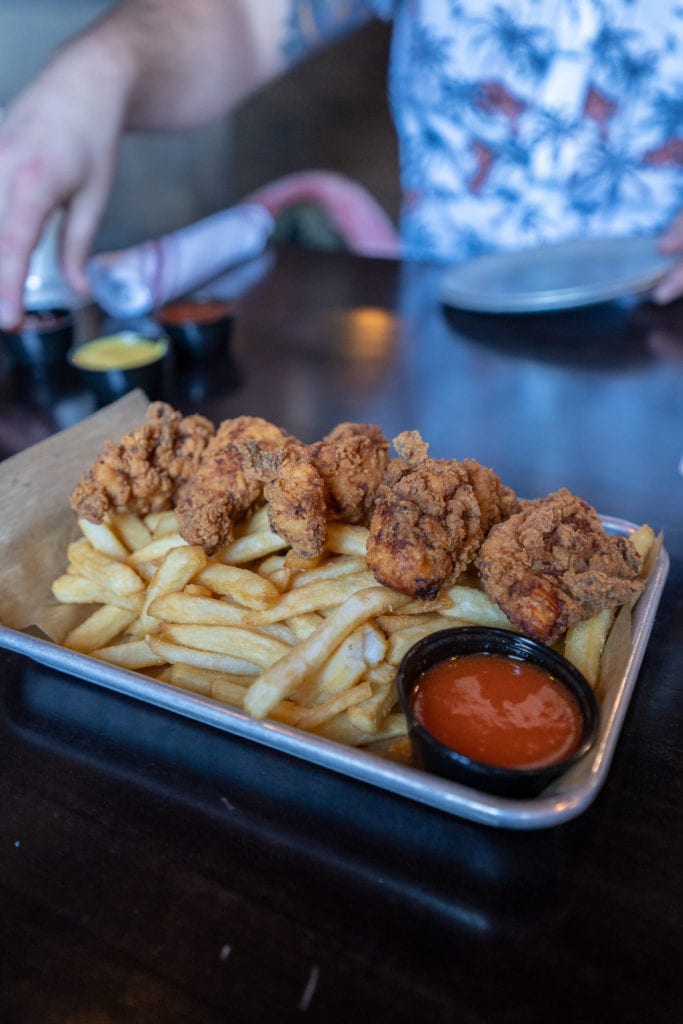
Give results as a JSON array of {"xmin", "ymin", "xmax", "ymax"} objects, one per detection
[{"xmin": 440, "ymin": 235, "xmax": 675, "ymax": 314}]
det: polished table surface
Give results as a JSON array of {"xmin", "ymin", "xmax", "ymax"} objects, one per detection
[{"xmin": 0, "ymin": 247, "xmax": 681, "ymax": 1023}]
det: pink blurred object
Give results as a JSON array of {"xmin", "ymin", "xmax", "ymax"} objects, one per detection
[
  {"xmin": 88, "ymin": 204, "xmax": 275, "ymax": 317},
  {"xmin": 245, "ymin": 170, "xmax": 400, "ymax": 258},
  {"xmin": 87, "ymin": 170, "xmax": 399, "ymax": 318}
]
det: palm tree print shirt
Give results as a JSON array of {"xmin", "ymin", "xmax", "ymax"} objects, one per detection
[{"xmin": 363, "ymin": 0, "xmax": 683, "ymax": 261}]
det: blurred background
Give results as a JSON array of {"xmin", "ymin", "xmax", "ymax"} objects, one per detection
[{"xmin": 0, "ymin": 0, "xmax": 400, "ymax": 253}]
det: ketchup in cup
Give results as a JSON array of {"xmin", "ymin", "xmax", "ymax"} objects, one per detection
[{"xmin": 410, "ymin": 652, "xmax": 583, "ymax": 770}]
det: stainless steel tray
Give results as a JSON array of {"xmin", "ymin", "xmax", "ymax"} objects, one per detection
[{"xmin": 0, "ymin": 516, "xmax": 668, "ymax": 829}]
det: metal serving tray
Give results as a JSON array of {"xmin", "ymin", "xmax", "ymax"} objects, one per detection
[{"xmin": 0, "ymin": 517, "xmax": 668, "ymax": 830}]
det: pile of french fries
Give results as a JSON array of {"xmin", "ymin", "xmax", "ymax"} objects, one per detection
[{"xmin": 50, "ymin": 504, "xmax": 655, "ymax": 752}]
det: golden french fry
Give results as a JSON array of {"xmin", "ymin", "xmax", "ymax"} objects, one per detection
[
  {"xmin": 195, "ymin": 562, "xmax": 281, "ymax": 609},
  {"xmin": 91, "ymin": 637, "xmax": 165, "ymax": 669},
  {"xmin": 294, "ymin": 622, "xmax": 386, "ymax": 704},
  {"xmin": 244, "ymin": 586, "xmax": 409, "ymax": 719},
  {"xmin": 346, "ymin": 677, "xmax": 397, "ymax": 734},
  {"xmin": 386, "ymin": 618, "xmax": 459, "ymax": 666},
  {"xmin": 563, "ymin": 608, "xmax": 615, "ymax": 688},
  {"xmin": 245, "ymin": 571, "xmax": 378, "ymax": 626},
  {"xmin": 216, "ymin": 529, "xmax": 288, "ymax": 565},
  {"xmin": 148, "ymin": 591, "xmax": 252, "ymax": 626},
  {"xmin": 67, "ymin": 538, "xmax": 145, "ymax": 596},
  {"xmin": 629, "ymin": 523, "xmax": 655, "ymax": 563},
  {"xmin": 64, "ymin": 604, "xmax": 137, "ymax": 653},
  {"xmin": 127, "ymin": 533, "xmax": 188, "ymax": 565},
  {"xmin": 109, "ymin": 512, "xmax": 153, "ymax": 552},
  {"xmin": 324, "ymin": 523, "xmax": 369, "ymax": 556},
  {"xmin": 78, "ymin": 518, "xmax": 129, "ymax": 560},
  {"xmin": 290, "ymin": 555, "xmax": 367, "ymax": 588},
  {"xmin": 158, "ymin": 622, "xmax": 291, "ymax": 669},
  {"xmin": 144, "ymin": 510, "xmax": 178, "ymax": 537},
  {"xmin": 146, "ymin": 633, "xmax": 260, "ymax": 676},
  {"xmin": 133, "ymin": 544, "xmax": 208, "ymax": 635},
  {"xmin": 442, "ymin": 585, "xmax": 516, "ymax": 629},
  {"xmin": 294, "ymin": 681, "xmax": 373, "ymax": 730},
  {"xmin": 51, "ymin": 574, "xmax": 145, "ymax": 613}
]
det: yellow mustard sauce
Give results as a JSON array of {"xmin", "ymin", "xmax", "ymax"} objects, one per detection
[{"xmin": 72, "ymin": 333, "xmax": 166, "ymax": 371}]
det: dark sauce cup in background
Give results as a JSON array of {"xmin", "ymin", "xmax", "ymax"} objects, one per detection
[
  {"xmin": 157, "ymin": 298, "xmax": 234, "ymax": 360},
  {"xmin": 0, "ymin": 308, "xmax": 75, "ymax": 368}
]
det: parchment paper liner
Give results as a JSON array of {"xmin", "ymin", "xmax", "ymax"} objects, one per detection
[{"xmin": 0, "ymin": 389, "xmax": 150, "ymax": 640}]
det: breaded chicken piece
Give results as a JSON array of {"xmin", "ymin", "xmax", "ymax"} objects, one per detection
[
  {"xmin": 175, "ymin": 415, "xmax": 293, "ymax": 552},
  {"xmin": 252, "ymin": 423, "xmax": 390, "ymax": 560},
  {"xmin": 366, "ymin": 431, "xmax": 518, "ymax": 599},
  {"xmin": 70, "ymin": 402, "xmax": 215, "ymax": 523},
  {"xmin": 476, "ymin": 487, "xmax": 645, "ymax": 643}
]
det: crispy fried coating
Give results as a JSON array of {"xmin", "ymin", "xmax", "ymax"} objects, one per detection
[
  {"xmin": 366, "ymin": 431, "xmax": 518, "ymax": 599},
  {"xmin": 175, "ymin": 415, "xmax": 293, "ymax": 552},
  {"xmin": 70, "ymin": 402, "xmax": 215, "ymax": 523},
  {"xmin": 476, "ymin": 487, "xmax": 645, "ymax": 643},
  {"xmin": 252, "ymin": 422, "xmax": 390, "ymax": 560}
]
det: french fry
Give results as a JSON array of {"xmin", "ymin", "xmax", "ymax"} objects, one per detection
[
  {"xmin": 146, "ymin": 633, "xmax": 260, "ymax": 676},
  {"xmin": 158, "ymin": 622, "xmax": 291, "ymax": 669},
  {"xmin": 67, "ymin": 538, "xmax": 145, "ymax": 596},
  {"xmin": 216, "ymin": 529, "xmax": 288, "ymax": 565},
  {"xmin": 148, "ymin": 591, "xmax": 252, "ymax": 626},
  {"xmin": 346, "ymin": 677, "xmax": 397, "ymax": 734},
  {"xmin": 144, "ymin": 510, "xmax": 179, "ymax": 537},
  {"xmin": 442, "ymin": 585, "xmax": 516, "ymax": 628},
  {"xmin": 293, "ymin": 681, "xmax": 373, "ymax": 730},
  {"xmin": 127, "ymin": 533, "xmax": 188, "ymax": 565},
  {"xmin": 245, "ymin": 571, "xmax": 378, "ymax": 626},
  {"xmin": 195, "ymin": 562, "xmax": 281, "ymax": 609},
  {"xmin": 325, "ymin": 523, "xmax": 369, "ymax": 556},
  {"xmin": 78, "ymin": 518, "xmax": 129, "ymax": 560},
  {"xmin": 91, "ymin": 637, "xmax": 165, "ymax": 670},
  {"xmin": 133, "ymin": 544, "xmax": 208, "ymax": 636},
  {"xmin": 109, "ymin": 512, "xmax": 153, "ymax": 552},
  {"xmin": 563, "ymin": 608, "xmax": 615, "ymax": 688},
  {"xmin": 243, "ymin": 586, "xmax": 409, "ymax": 719},
  {"xmin": 64, "ymin": 604, "xmax": 137, "ymax": 653},
  {"xmin": 294, "ymin": 622, "xmax": 386, "ymax": 704},
  {"xmin": 167, "ymin": 662, "xmax": 246, "ymax": 699},
  {"xmin": 51, "ymin": 573, "xmax": 145, "ymax": 613},
  {"xmin": 290, "ymin": 555, "xmax": 367, "ymax": 588}
]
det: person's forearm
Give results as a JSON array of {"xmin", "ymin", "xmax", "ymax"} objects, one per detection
[{"xmin": 86, "ymin": 0, "xmax": 374, "ymax": 133}]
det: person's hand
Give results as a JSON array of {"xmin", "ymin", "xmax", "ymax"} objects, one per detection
[
  {"xmin": 652, "ymin": 210, "xmax": 683, "ymax": 304},
  {"xmin": 0, "ymin": 40, "xmax": 132, "ymax": 328}
]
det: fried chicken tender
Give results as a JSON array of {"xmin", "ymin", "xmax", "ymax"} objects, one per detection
[
  {"xmin": 476, "ymin": 487, "xmax": 645, "ymax": 643},
  {"xmin": 70, "ymin": 402, "xmax": 215, "ymax": 523},
  {"xmin": 366, "ymin": 431, "xmax": 518, "ymax": 599},
  {"xmin": 252, "ymin": 422, "xmax": 390, "ymax": 560},
  {"xmin": 175, "ymin": 416, "xmax": 293, "ymax": 552}
]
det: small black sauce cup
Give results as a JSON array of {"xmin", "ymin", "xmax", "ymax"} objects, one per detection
[
  {"xmin": 0, "ymin": 308, "xmax": 74, "ymax": 368},
  {"xmin": 157, "ymin": 298, "xmax": 234, "ymax": 360},
  {"xmin": 68, "ymin": 330, "xmax": 169, "ymax": 405},
  {"xmin": 396, "ymin": 626, "xmax": 600, "ymax": 798}
]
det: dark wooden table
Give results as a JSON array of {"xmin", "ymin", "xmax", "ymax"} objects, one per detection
[{"xmin": 1, "ymin": 247, "xmax": 681, "ymax": 1023}]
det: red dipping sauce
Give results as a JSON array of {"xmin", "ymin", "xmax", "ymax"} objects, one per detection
[
  {"xmin": 410, "ymin": 653, "xmax": 583, "ymax": 770},
  {"xmin": 158, "ymin": 299, "xmax": 231, "ymax": 326}
]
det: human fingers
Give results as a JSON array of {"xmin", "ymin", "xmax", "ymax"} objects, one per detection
[
  {"xmin": 61, "ymin": 173, "xmax": 114, "ymax": 296},
  {"xmin": 0, "ymin": 158, "xmax": 63, "ymax": 328}
]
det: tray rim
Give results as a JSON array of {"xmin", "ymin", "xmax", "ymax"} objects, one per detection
[{"xmin": 0, "ymin": 515, "xmax": 669, "ymax": 830}]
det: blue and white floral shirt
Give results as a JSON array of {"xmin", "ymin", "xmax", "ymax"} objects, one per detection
[{"xmin": 302, "ymin": 0, "xmax": 683, "ymax": 262}]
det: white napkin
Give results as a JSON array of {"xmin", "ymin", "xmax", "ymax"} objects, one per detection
[{"xmin": 87, "ymin": 203, "xmax": 275, "ymax": 317}]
